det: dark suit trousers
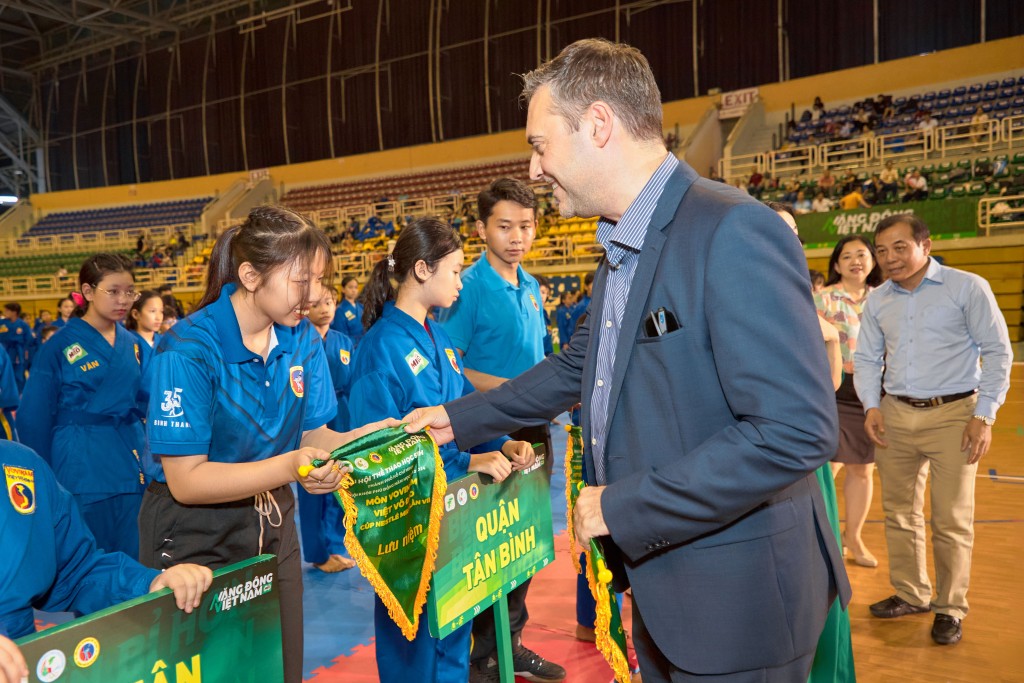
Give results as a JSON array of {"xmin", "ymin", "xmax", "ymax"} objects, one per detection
[{"xmin": 631, "ymin": 598, "xmax": 814, "ymax": 683}]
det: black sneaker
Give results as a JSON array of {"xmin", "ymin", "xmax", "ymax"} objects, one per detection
[
  {"xmin": 468, "ymin": 657, "xmax": 500, "ymax": 683},
  {"xmin": 512, "ymin": 643, "xmax": 566, "ymax": 682}
]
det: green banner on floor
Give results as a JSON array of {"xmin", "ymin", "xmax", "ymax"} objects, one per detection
[
  {"xmin": 796, "ymin": 197, "xmax": 979, "ymax": 247},
  {"xmin": 16, "ymin": 555, "xmax": 282, "ymax": 683},
  {"xmin": 427, "ymin": 450, "xmax": 555, "ymax": 639}
]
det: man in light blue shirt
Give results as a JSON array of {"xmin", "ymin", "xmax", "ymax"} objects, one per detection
[
  {"xmin": 438, "ymin": 177, "xmax": 564, "ymax": 683},
  {"xmin": 854, "ymin": 214, "xmax": 1012, "ymax": 646}
]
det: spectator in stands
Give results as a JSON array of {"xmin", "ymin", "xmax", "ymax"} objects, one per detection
[
  {"xmin": 969, "ymin": 107, "xmax": 990, "ymax": 145},
  {"xmin": 902, "ymin": 170, "xmax": 928, "ymax": 202},
  {"xmin": 819, "ymin": 169, "xmax": 837, "ymax": 197},
  {"xmin": 174, "ymin": 228, "xmax": 191, "ymax": 256},
  {"xmin": 135, "ymin": 233, "xmax": 146, "ymax": 256},
  {"xmin": 880, "ymin": 161, "xmax": 900, "ymax": 202},
  {"xmin": 812, "ymin": 192, "xmax": 835, "ymax": 213},
  {"xmin": 863, "ymin": 174, "xmax": 887, "ymax": 205},
  {"xmin": 55, "ymin": 265, "xmax": 68, "ymax": 277},
  {"xmin": 781, "ymin": 177, "xmax": 801, "ymax": 203},
  {"xmin": 917, "ymin": 112, "xmax": 939, "ymax": 137},
  {"xmin": 747, "ymin": 170, "xmax": 765, "ymax": 198},
  {"xmin": 856, "ymin": 215, "xmax": 1012, "ymax": 646},
  {"xmin": 839, "ymin": 171, "xmax": 858, "ymax": 196},
  {"xmin": 813, "ymin": 96, "xmax": 826, "ymax": 121},
  {"xmin": 794, "ymin": 191, "xmax": 813, "ymax": 214},
  {"xmin": 837, "ymin": 120, "xmax": 855, "ymax": 140},
  {"xmin": 839, "ymin": 187, "xmax": 871, "ymax": 211}
]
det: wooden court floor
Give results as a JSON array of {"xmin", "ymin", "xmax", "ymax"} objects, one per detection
[{"xmin": 833, "ymin": 363, "xmax": 1024, "ymax": 682}]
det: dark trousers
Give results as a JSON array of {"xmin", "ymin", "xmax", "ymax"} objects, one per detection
[
  {"xmin": 470, "ymin": 423, "xmax": 551, "ymax": 662},
  {"xmin": 631, "ymin": 599, "xmax": 815, "ymax": 682},
  {"xmin": 139, "ymin": 482, "xmax": 304, "ymax": 683}
]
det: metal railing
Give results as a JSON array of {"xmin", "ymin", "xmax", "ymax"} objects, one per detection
[
  {"xmin": 818, "ymin": 137, "xmax": 872, "ymax": 171},
  {"xmin": 934, "ymin": 118, "xmax": 1000, "ymax": 157},
  {"xmin": 767, "ymin": 145, "xmax": 817, "ymax": 178},
  {"xmin": 977, "ymin": 193, "xmax": 1024, "ymax": 236},
  {"xmin": 1002, "ymin": 113, "xmax": 1024, "ymax": 148},
  {"xmin": 718, "ymin": 152, "xmax": 766, "ymax": 181},
  {"xmin": 873, "ymin": 129, "xmax": 933, "ymax": 165},
  {"xmin": 0, "ymin": 223, "xmax": 196, "ymax": 257}
]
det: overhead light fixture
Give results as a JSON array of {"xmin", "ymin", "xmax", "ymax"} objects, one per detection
[{"xmin": 0, "ymin": 195, "xmax": 19, "ymax": 204}]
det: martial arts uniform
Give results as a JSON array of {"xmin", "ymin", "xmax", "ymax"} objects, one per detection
[{"xmin": 331, "ymin": 298, "xmax": 365, "ymax": 346}]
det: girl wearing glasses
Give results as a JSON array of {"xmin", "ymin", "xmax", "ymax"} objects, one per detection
[{"xmin": 18, "ymin": 253, "xmax": 148, "ymax": 557}]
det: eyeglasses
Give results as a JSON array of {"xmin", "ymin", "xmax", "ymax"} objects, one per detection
[{"xmin": 94, "ymin": 286, "xmax": 142, "ymax": 302}]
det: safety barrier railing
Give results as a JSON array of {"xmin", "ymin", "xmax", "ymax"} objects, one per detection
[
  {"xmin": 1001, "ymin": 113, "xmax": 1024, "ymax": 148},
  {"xmin": 977, "ymin": 192, "xmax": 1024, "ymax": 237},
  {"xmin": 718, "ymin": 152, "xmax": 766, "ymax": 182},
  {"xmin": 0, "ymin": 223, "xmax": 195, "ymax": 257},
  {"xmin": 934, "ymin": 119, "xmax": 1000, "ymax": 157},
  {"xmin": 768, "ymin": 145, "xmax": 817, "ymax": 178},
  {"xmin": 818, "ymin": 137, "xmax": 873, "ymax": 171},
  {"xmin": 873, "ymin": 129, "xmax": 933, "ymax": 165}
]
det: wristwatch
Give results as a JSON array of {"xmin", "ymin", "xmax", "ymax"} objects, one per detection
[{"xmin": 973, "ymin": 415, "xmax": 995, "ymax": 426}]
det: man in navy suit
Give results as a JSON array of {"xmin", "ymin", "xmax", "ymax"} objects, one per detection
[{"xmin": 406, "ymin": 38, "xmax": 849, "ymax": 682}]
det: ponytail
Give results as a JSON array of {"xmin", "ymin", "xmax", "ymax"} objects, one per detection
[
  {"xmin": 198, "ymin": 225, "xmax": 240, "ymax": 310},
  {"xmin": 361, "ymin": 258, "xmax": 397, "ymax": 330}
]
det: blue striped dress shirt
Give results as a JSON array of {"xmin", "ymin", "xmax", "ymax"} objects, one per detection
[{"xmin": 590, "ymin": 153, "xmax": 679, "ymax": 484}]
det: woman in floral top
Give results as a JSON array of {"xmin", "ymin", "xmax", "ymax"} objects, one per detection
[{"xmin": 815, "ymin": 235, "xmax": 883, "ymax": 568}]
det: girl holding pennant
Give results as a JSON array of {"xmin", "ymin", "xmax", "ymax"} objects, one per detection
[
  {"xmin": 137, "ymin": 206, "xmax": 394, "ymax": 683},
  {"xmin": 18, "ymin": 253, "xmax": 148, "ymax": 558},
  {"xmin": 348, "ymin": 216, "xmax": 536, "ymax": 683}
]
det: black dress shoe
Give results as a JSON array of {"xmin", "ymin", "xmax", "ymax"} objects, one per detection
[
  {"xmin": 869, "ymin": 595, "xmax": 931, "ymax": 618},
  {"xmin": 932, "ymin": 614, "xmax": 963, "ymax": 644}
]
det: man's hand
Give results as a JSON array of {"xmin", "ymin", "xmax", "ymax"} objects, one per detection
[
  {"xmin": 501, "ymin": 440, "xmax": 536, "ymax": 471},
  {"xmin": 0, "ymin": 635, "xmax": 27, "ymax": 683},
  {"xmin": 150, "ymin": 564, "xmax": 214, "ymax": 614},
  {"xmin": 961, "ymin": 417, "xmax": 992, "ymax": 465},
  {"xmin": 864, "ymin": 408, "xmax": 888, "ymax": 448},
  {"xmin": 345, "ymin": 418, "xmax": 402, "ymax": 442},
  {"xmin": 403, "ymin": 406, "xmax": 455, "ymax": 445},
  {"xmin": 574, "ymin": 486, "xmax": 610, "ymax": 545}
]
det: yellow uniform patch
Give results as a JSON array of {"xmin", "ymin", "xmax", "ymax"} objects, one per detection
[
  {"xmin": 339, "ymin": 349, "xmax": 351, "ymax": 365},
  {"xmin": 445, "ymin": 348, "xmax": 461, "ymax": 374},
  {"xmin": 5, "ymin": 464, "xmax": 35, "ymax": 514}
]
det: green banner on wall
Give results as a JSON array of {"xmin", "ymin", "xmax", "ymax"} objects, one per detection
[
  {"xmin": 17, "ymin": 555, "xmax": 282, "ymax": 683},
  {"xmin": 796, "ymin": 197, "xmax": 979, "ymax": 247},
  {"xmin": 427, "ymin": 451, "xmax": 555, "ymax": 639}
]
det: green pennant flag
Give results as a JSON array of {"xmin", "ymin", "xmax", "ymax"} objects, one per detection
[
  {"xmin": 564, "ymin": 425, "xmax": 632, "ymax": 683},
  {"xmin": 305, "ymin": 426, "xmax": 446, "ymax": 641}
]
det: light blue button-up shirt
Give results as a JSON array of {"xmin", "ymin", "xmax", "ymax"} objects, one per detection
[
  {"xmin": 853, "ymin": 258, "xmax": 1012, "ymax": 419},
  {"xmin": 590, "ymin": 153, "xmax": 678, "ymax": 484}
]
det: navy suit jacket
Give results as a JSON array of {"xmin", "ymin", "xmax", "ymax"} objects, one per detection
[{"xmin": 445, "ymin": 161, "xmax": 851, "ymax": 675}]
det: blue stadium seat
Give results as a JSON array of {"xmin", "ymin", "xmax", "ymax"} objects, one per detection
[
  {"xmin": 968, "ymin": 83, "xmax": 982, "ymax": 94},
  {"xmin": 953, "ymin": 86, "xmax": 966, "ymax": 96},
  {"xmin": 1001, "ymin": 77, "xmax": 1016, "ymax": 88},
  {"xmin": 985, "ymin": 80, "xmax": 999, "ymax": 90}
]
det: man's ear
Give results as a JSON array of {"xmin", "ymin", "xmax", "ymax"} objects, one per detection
[{"xmin": 589, "ymin": 101, "xmax": 614, "ymax": 148}]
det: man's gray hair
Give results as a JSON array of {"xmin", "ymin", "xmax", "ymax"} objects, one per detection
[{"xmin": 521, "ymin": 38, "xmax": 664, "ymax": 143}]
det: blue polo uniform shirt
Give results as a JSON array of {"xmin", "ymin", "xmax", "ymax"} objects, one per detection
[
  {"xmin": 438, "ymin": 252, "xmax": 546, "ymax": 378},
  {"xmin": 144, "ymin": 284, "xmax": 337, "ymax": 481}
]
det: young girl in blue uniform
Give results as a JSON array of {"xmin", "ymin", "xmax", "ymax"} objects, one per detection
[
  {"xmin": 0, "ymin": 351, "xmax": 18, "ymax": 441},
  {"xmin": 137, "ymin": 206, "xmax": 392, "ymax": 683},
  {"xmin": 126, "ymin": 289, "xmax": 163, "ymax": 371},
  {"xmin": 330, "ymin": 275, "xmax": 365, "ymax": 345},
  {"xmin": 17, "ymin": 253, "xmax": 147, "ymax": 557},
  {"xmin": 348, "ymin": 217, "xmax": 535, "ymax": 683},
  {"xmin": 297, "ymin": 287, "xmax": 357, "ymax": 573}
]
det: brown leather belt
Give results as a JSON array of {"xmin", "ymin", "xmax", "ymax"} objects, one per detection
[{"xmin": 892, "ymin": 390, "xmax": 976, "ymax": 409}]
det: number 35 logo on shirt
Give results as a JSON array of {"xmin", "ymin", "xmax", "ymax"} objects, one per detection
[
  {"xmin": 290, "ymin": 366, "xmax": 305, "ymax": 398},
  {"xmin": 161, "ymin": 388, "xmax": 183, "ymax": 418}
]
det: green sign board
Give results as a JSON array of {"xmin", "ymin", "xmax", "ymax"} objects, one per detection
[
  {"xmin": 17, "ymin": 556, "xmax": 282, "ymax": 683},
  {"xmin": 796, "ymin": 197, "xmax": 979, "ymax": 247},
  {"xmin": 427, "ymin": 450, "xmax": 555, "ymax": 639}
]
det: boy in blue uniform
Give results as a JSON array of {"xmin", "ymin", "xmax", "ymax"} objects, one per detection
[
  {"xmin": 436, "ymin": 178, "xmax": 565, "ymax": 683},
  {"xmin": 298, "ymin": 288, "xmax": 357, "ymax": 572},
  {"xmin": 350, "ymin": 216, "xmax": 536, "ymax": 683},
  {"xmin": 137, "ymin": 206, "xmax": 394, "ymax": 683},
  {"xmin": 554, "ymin": 290, "xmax": 577, "ymax": 351},
  {"xmin": 0, "ymin": 440, "xmax": 212, "ymax": 682},
  {"xmin": 331, "ymin": 275, "xmax": 365, "ymax": 345},
  {"xmin": 0, "ymin": 352, "xmax": 18, "ymax": 441},
  {"xmin": 0, "ymin": 303, "xmax": 33, "ymax": 392},
  {"xmin": 18, "ymin": 255, "xmax": 147, "ymax": 558}
]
